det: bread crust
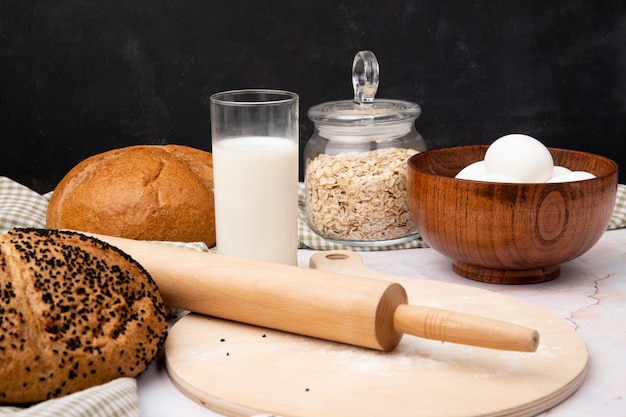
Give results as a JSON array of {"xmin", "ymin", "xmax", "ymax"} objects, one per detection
[
  {"xmin": 46, "ymin": 144, "xmax": 216, "ymax": 247},
  {"xmin": 0, "ymin": 228, "xmax": 167, "ymax": 404}
]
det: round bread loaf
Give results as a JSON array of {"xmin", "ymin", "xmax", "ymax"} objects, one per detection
[
  {"xmin": 0, "ymin": 228, "xmax": 167, "ymax": 404},
  {"xmin": 46, "ymin": 144, "xmax": 216, "ymax": 247}
]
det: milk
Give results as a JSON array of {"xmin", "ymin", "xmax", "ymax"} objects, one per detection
[{"xmin": 212, "ymin": 136, "xmax": 298, "ymax": 265}]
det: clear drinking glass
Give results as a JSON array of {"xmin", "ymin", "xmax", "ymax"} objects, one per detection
[{"xmin": 210, "ymin": 89, "xmax": 299, "ymax": 265}]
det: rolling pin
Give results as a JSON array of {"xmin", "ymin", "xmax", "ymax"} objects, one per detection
[{"xmin": 89, "ymin": 233, "xmax": 539, "ymax": 352}]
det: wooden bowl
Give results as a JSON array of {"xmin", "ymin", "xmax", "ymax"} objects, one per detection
[{"xmin": 406, "ymin": 145, "xmax": 618, "ymax": 284}]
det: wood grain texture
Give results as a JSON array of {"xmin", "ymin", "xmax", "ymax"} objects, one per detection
[
  {"xmin": 407, "ymin": 146, "xmax": 618, "ymax": 284},
  {"xmin": 89, "ymin": 233, "xmax": 406, "ymax": 351},
  {"xmin": 165, "ymin": 250, "xmax": 588, "ymax": 417}
]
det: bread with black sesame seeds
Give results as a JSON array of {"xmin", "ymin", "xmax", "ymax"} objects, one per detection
[
  {"xmin": 45, "ymin": 144, "xmax": 216, "ymax": 248},
  {"xmin": 0, "ymin": 228, "xmax": 167, "ymax": 404}
]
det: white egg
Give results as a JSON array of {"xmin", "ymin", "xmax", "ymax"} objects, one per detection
[
  {"xmin": 484, "ymin": 134, "xmax": 554, "ymax": 183},
  {"xmin": 546, "ymin": 171, "xmax": 596, "ymax": 183},
  {"xmin": 455, "ymin": 161, "xmax": 487, "ymax": 180},
  {"xmin": 551, "ymin": 165, "xmax": 572, "ymax": 178},
  {"xmin": 482, "ymin": 173, "xmax": 523, "ymax": 183}
]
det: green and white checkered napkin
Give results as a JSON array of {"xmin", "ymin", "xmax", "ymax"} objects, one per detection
[{"xmin": 0, "ymin": 175, "xmax": 625, "ymax": 415}]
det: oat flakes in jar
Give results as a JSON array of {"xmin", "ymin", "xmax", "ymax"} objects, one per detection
[{"xmin": 304, "ymin": 50, "xmax": 427, "ymax": 246}]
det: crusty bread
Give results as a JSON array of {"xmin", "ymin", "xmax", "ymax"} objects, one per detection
[
  {"xmin": 46, "ymin": 144, "xmax": 216, "ymax": 247},
  {"xmin": 0, "ymin": 228, "xmax": 167, "ymax": 404}
]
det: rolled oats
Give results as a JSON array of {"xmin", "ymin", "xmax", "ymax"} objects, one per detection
[{"xmin": 305, "ymin": 147, "xmax": 418, "ymax": 241}]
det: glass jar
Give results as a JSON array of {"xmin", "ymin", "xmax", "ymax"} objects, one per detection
[{"xmin": 304, "ymin": 51, "xmax": 427, "ymax": 247}]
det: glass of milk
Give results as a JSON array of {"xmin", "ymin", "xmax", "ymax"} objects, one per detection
[{"xmin": 210, "ymin": 89, "xmax": 299, "ymax": 265}]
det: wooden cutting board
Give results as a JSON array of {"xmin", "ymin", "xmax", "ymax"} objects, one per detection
[{"xmin": 164, "ymin": 251, "xmax": 588, "ymax": 417}]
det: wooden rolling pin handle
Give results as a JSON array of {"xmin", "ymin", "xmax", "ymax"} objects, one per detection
[{"xmin": 393, "ymin": 304, "xmax": 540, "ymax": 352}]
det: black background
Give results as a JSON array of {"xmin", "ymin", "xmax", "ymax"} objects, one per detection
[{"xmin": 1, "ymin": 0, "xmax": 624, "ymax": 193}]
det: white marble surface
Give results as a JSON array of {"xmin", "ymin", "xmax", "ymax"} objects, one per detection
[{"xmin": 137, "ymin": 228, "xmax": 626, "ymax": 417}]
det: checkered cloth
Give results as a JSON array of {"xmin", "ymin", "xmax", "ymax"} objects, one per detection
[
  {"xmin": 0, "ymin": 379, "xmax": 139, "ymax": 417},
  {"xmin": 1, "ymin": 176, "xmax": 625, "ymax": 249},
  {"xmin": 0, "ymin": 175, "xmax": 625, "ymax": 415},
  {"xmin": 608, "ymin": 184, "xmax": 626, "ymax": 229}
]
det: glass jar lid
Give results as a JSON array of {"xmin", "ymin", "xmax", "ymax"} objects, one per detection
[{"xmin": 308, "ymin": 50, "xmax": 421, "ymax": 127}]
